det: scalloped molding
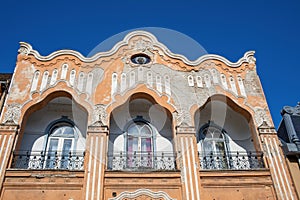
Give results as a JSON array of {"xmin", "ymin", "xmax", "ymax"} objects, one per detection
[
  {"xmin": 108, "ymin": 189, "xmax": 176, "ymax": 200},
  {"xmin": 19, "ymin": 31, "xmax": 255, "ymax": 68}
]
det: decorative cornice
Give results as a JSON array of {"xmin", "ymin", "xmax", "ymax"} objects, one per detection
[{"xmin": 19, "ymin": 31, "xmax": 255, "ymax": 68}]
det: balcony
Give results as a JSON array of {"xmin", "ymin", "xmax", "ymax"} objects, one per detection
[
  {"xmin": 107, "ymin": 151, "xmax": 177, "ymax": 171},
  {"xmin": 11, "ymin": 151, "xmax": 85, "ymax": 170},
  {"xmin": 198, "ymin": 151, "xmax": 264, "ymax": 170}
]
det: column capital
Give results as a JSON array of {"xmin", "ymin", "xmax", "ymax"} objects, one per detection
[
  {"xmin": 0, "ymin": 123, "xmax": 19, "ymax": 133},
  {"xmin": 257, "ymin": 121, "xmax": 276, "ymax": 135},
  {"xmin": 176, "ymin": 125, "xmax": 195, "ymax": 135},
  {"xmin": 87, "ymin": 122, "xmax": 108, "ymax": 135}
]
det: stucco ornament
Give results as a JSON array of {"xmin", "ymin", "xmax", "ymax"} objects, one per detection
[
  {"xmin": 108, "ymin": 188, "xmax": 176, "ymax": 200},
  {"xmin": 174, "ymin": 108, "xmax": 192, "ymax": 127},
  {"xmin": 3, "ymin": 103, "xmax": 21, "ymax": 124},
  {"xmin": 18, "ymin": 42, "xmax": 32, "ymax": 56},
  {"xmin": 254, "ymin": 108, "xmax": 271, "ymax": 127},
  {"xmin": 247, "ymin": 54, "xmax": 256, "ymax": 64},
  {"xmin": 93, "ymin": 104, "xmax": 108, "ymax": 126},
  {"xmin": 130, "ymin": 38, "xmax": 154, "ymax": 52}
]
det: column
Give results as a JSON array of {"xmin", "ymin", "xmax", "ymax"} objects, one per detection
[
  {"xmin": 0, "ymin": 124, "xmax": 18, "ymax": 193},
  {"xmin": 176, "ymin": 126, "xmax": 201, "ymax": 200},
  {"xmin": 83, "ymin": 125, "xmax": 108, "ymax": 200},
  {"xmin": 258, "ymin": 121, "xmax": 297, "ymax": 200}
]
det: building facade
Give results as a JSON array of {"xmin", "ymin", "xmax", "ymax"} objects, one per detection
[{"xmin": 0, "ymin": 31, "xmax": 297, "ymax": 199}]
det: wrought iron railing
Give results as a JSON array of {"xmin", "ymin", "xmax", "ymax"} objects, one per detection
[
  {"xmin": 11, "ymin": 151, "xmax": 85, "ymax": 170},
  {"xmin": 198, "ymin": 151, "xmax": 264, "ymax": 170},
  {"xmin": 107, "ymin": 151, "xmax": 177, "ymax": 171}
]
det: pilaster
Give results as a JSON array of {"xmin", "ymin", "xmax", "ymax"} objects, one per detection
[
  {"xmin": 0, "ymin": 123, "xmax": 18, "ymax": 193},
  {"xmin": 176, "ymin": 125, "xmax": 201, "ymax": 200},
  {"xmin": 83, "ymin": 124, "xmax": 108, "ymax": 200},
  {"xmin": 258, "ymin": 121, "xmax": 297, "ymax": 200}
]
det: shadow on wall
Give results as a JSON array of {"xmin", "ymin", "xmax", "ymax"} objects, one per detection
[{"xmin": 194, "ymin": 100, "xmax": 255, "ymax": 152}]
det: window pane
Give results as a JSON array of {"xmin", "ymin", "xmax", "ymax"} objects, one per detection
[
  {"xmin": 203, "ymin": 141, "xmax": 214, "ymax": 155},
  {"xmin": 127, "ymin": 137, "xmax": 138, "ymax": 153},
  {"xmin": 51, "ymin": 126, "xmax": 74, "ymax": 137},
  {"xmin": 48, "ymin": 138, "xmax": 58, "ymax": 152},
  {"xmin": 46, "ymin": 138, "xmax": 58, "ymax": 168},
  {"xmin": 61, "ymin": 127, "xmax": 74, "ymax": 136},
  {"xmin": 140, "ymin": 125, "xmax": 151, "ymax": 136},
  {"xmin": 141, "ymin": 138, "xmax": 152, "ymax": 152},
  {"xmin": 62, "ymin": 139, "xmax": 72, "ymax": 153},
  {"xmin": 215, "ymin": 142, "xmax": 225, "ymax": 154},
  {"xmin": 61, "ymin": 139, "xmax": 72, "ymax": 169},
  {"xmin": 128, "ymin": 124, "xmax": 139, "ymax": 136}
]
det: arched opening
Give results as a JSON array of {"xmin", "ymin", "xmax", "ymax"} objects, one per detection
[
  {"xmin": 194, "ymin": 97, "xmax": 264, "ymax": 170},
  {"xmin": 12, "ymin": 95, "xmax": 88, "ymax": 170},
  {"xmin": 108, "ymin": 93, "xmax": 175, "ymax": 171}
]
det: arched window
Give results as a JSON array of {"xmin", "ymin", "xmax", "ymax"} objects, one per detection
[
  {"xmin": 45, "ymin": 118, "xmax": 77, "ymax": 169},
  {"xmin": 201, "ymin": 126, "xmax": 227, "ymax": 156},
  {"xmin": 199, "ymin": 121, "xmax": 229, "ymax": 169},
  {"xmin": 126, "ymin": 118, "xmax": 154, "ymax": 168},
  {"xmin": 127, "ymin": 121, "xmax": 153, "ymax": 153}
]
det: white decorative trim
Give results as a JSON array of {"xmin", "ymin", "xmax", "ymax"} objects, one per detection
[
  {"xmin": 97, "ymin": 137, "xmax": 104, "ymax": 200},
  {"xmin": 188, "ymin": 75, "xmax": 194, "ymax": 87},
  {"xmin": 190, "ymin": 137, "xmax": 201, "ymax": 200},
  {"xmin": 180, "ymin": 138, "xmax": 189, "ymax": 200},
  {"xmin": 272, "ymin": 138, "xmax": 294, "ymax": 200},
  {"xmin": 268, "ymin": 138, "xmax": 289, "ymax": 199},
  {"xmin": 40, "ymin": 71, "xmax": 49, "ymax": 92},
  {"xmin": 91, "ymin": 137, "xmax": 98, "ymax": 200},
  {"xmin": 19, "ymin": 31, "xmax": 255, "ymax": 68},
  {"xmin": 185, "ymin": 138, "xmax": 195, "ymax": 200},
  {"xmin": 196, "ymin": 76, "xmax": 203, "ymax": 88},
  {"xmin": 263, "ymin": 137, "xmax": 284, "ymax": 199},
  {"xmin": 30, "ymin": 70, "xmax": 40, "ymax": 92},
  {"xmin": 50, "ymin": 69, "xmax": 58, "ymax": 86},
  {"xmin": 85, "ymin": 136, "xmax": 94, "ymax": 200},
  {"xmin": 108, "ymin": 189, "xmax": 176, "ymax": 200}
]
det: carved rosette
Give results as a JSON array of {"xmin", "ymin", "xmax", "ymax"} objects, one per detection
[{"xmin": 3, "ymin": 104, "xmax": 21, "ymax": 124}]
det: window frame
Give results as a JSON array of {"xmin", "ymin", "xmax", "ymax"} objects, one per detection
[
  {"xmin": 44, "ymin": 117, "xmax": 78, "ymax": 169},
  {"xmin": 198, "ymin": 121, "xmax": 230, "ymax": 169},
  {"xmin": 124, "ymin": 116, "xmax": 156, "ymax": 169}
]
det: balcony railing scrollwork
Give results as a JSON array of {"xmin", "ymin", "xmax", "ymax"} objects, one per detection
[
  {"xmin": 11, "ymin": 151, "xmax": 85, "ymax": 170},
  {"xmin": 198, "ymin": 151, "xmax": 264, "ymax": 170},
  {"xmin": 107, "ymin": 151, "xmax": 177, "ymax": 171}
]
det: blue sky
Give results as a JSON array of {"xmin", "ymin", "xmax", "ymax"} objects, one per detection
[{"xmin": 0, "ymin": 0, "xmax": 299, "ymax": 127}]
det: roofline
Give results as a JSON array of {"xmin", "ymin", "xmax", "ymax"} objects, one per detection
[{"xmin": 18, "ymin": 30, "xmax": 256, "ymax": 68}]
